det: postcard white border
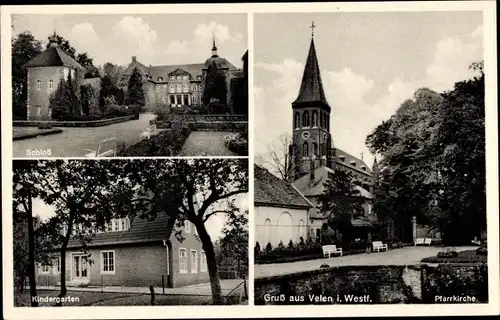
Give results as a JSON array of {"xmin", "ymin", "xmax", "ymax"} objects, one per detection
[{"xmin": 2, "ymin": 1, "xmax": 499, "ymax": 319}]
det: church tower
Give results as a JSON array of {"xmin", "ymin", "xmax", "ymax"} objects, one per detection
[{"xmin": 291, "ymin": 22, "xmax": 333, "ymax": 177}]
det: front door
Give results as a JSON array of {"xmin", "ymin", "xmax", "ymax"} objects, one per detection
[{"xmin": 72, "ymin": 255, "xmax": 89, "ymax": 281}]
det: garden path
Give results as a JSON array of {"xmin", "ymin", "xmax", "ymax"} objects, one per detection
[
  {"xmin": 12, "ymin": 113, "xmax": 155, "ymax": 157},
  {"xmin": 254, "ymin": 246, "xmax": 479, "ymax": 278},
  {"xmin": 178, "ymin": 131, "xmax": 238, "ymax": 156}
]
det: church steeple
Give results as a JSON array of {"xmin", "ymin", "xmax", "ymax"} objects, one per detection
[
  {"xmin": 211, "ymin": 35, "xmax": 218, "ymax": 57},
  {"xmin": 292, "ymin": 35, "xmax": 330, "ymax": 110}
]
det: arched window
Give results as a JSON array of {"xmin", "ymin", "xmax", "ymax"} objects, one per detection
[
  {"xmin": 302, "ymin": 111, "xmax": 310, "ymax": 127},
  {"xmin": 312, "ymin": 142, "xmax": 318, "ymax": 156},
  {"xmin": 319, "ymin": 112, "xmax": 324, "ymax": 128},
  {"xmin": 277, "ymin": 212, "xmax": 294, "ymax": 244},
  {"xmin": 302, "ymin": 142, "xmax": 309, "ymax": 157},
  {"xmin": 294, "ymin": 112, "xmax": 300, "ymax": 129},
  {"xmin": 326, "ymin": 116, "xmax": 330, "ymax": 130},
  {"xmin": 264, "ymin": 219, "xmax": 272, "ymax": 245},
  {"xmin": 312, "ymin": 110, "xmax": 318, "ymax": 127}
]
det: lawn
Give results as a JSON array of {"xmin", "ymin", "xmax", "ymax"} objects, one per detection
[
  {"xmin": 420, "ymin": 249, "xmax": 487, "ymax": 263},
  {"xmin": 12, "ymin": 127, "xmax": 63, "ymax": 140}
]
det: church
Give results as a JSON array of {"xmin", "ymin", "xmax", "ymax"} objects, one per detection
[
  {"xmin": 255, "ymin": 24, "xmax": 392, "ymax": 249},
  {"xmin": 118, "ymin": 38, "xmax": 246, "ymax": 113}
]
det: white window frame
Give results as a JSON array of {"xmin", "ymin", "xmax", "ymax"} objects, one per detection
[
  {"xmin": 40, "ymin": 263, "xmax": 51, "ymax": 274},
  {"xmin": 192, "ymin": 95, "xmax": 197, "ymax": 104},
  {"xmin": 179, "ymin": 248, "xmax": 188, "ymax": 274},
  {"xmin": 190, "ymin": 250, "xmax": 198, "ymax": 273},
  {"xmin": 100, "ymin": 250, "xmax": 115, "ymax": 274},
  {"xmin": 53, "ymin": 257, "xmax": 61, "ymax": 274},
  {"xmin": 183, "ymin": 84, "xmax": 189, "ymax": 93},
  {"xmin": 200, "ymin": 251, "xmax": 207, "ymax": 272},
  {"xmin": 183, "ymin": 75, "xmax": 189, "ymax": 80},
  {"xmin": 48, "ymin": 79, "xmax": 54, "ymax": 90},
  {"xmin": 176, "ymin": 84, "xmax": 182, "ymax": 93},
  {"xmin": 36, "ymin": 105, "xmax": 41, "ymax": 116},
  {"xmin": 156, "ymin": 85, "xmax": 160, "ymax": 93},
  {"xmin": 36, "ymin": 80, "xmax": 42, "ymax": 90},
  {"xmin": 176, "ymin": 75, "xmax": 182, "ymax": 80}
]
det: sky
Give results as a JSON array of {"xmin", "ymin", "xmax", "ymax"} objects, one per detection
[
  {"xmin": 32, "ymin": 192, "xmax": 249, "ymax": 241},
  {"xmin": 12, "ymin": 14, "xmax": 247, "ymax": 67},
  {"xmin": 254, "ymin": 12, "xmax": 484, "ymax": 169}
]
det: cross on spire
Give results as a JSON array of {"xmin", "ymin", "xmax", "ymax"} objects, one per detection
[{"xmin": 310, "ymin": 21, "xmax": 316, "ymax": 37}]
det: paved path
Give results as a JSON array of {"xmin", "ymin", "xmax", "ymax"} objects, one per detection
[
  {"xmin": 178, "ymin": 131, "xmax": 238, "ymax": 156},
  {"xmin": 254, "ymin": 246, "xmax": 479, "ymax": 278},
  {"xmin": 35, "ymin": 279, "xmax": 244, "ymax": 296},
  {"xmin": 12, "ymin": 113, "xmax": 156, "ymax": 157}
]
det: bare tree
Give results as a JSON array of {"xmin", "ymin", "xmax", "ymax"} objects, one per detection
[{"xmin": 256, "ymin": 134, "xmax": 295, "ymax": 181}]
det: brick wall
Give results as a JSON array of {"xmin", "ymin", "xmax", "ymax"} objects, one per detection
[{"xmin": 255, "ymin": 264, "xmax": 488, "ymax": 304}]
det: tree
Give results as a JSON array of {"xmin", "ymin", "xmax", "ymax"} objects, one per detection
[
  {"xmin": 102, "ymin": 62, "xmax": 125, "ymax": 87},
  {"xmin": 256, "ymin": 134, "xmax": 296, "ymax": 181},
  {"xmin": 12, "ymin": 31, "xmax": 42, "ymax": 119},
  {"xmin": 76, "ymin": 53, "xmax": 100, "ymax": 79},
  {"xmin": 50, "ymin": 72, "xmax": 80, "ymax": 120},
  {"xmin": 317, "ymin": 170, "xmax": 365, "ymax": 243},
  {"xmin": 46, "ymin": 33, "xmax": 76, "ymax": 58},
  {"xmin": 219, "ymin": 210, "xmax": 249, "ymax": 277},
  {"xmin": 13, "ymin": 161, "xmax": 44, "ymax": 306},
  {"xmin": 125, "ymin": 67, "xmax": 145, "ymax": 109},
  {"xmin": 28, "ymin": 160, "xmax": 138, "ymax": 305},
  {"xmin": 202, "ymin": 61, "xmax": 227, "ymax": 106},
  {"xmin": 126, "ymin": 159, "xmax": 248, "ymax": 305},
  {"xmin": 365, "ymin": 62, "xmax": 485, "ymax": 245}
]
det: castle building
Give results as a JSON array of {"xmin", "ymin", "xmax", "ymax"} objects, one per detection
[
  {"xmin": 23, "ymin": 33, "xmax": 86, "ymax": 120},
  {"xmin": 118, "ymin": 38, "xmax": 243, "ymax": 110}
]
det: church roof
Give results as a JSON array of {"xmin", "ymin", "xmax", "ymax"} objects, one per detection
[
  {"xmin": 334, "ymin": 148, "xmax": 372, "ymax": 176},
  {"xmin": 293, "ymin": 166, "xmax": 373, "ymax": 199},
  {"xmin": 24, "ymin": 46, "xmax": 85, "ymax": 70},
  {"xmin": 292, "ymin": 37, "xmax": 330, "ymax": 109},
  {"xmin": 254, "ymin": 165, "xmax": 312, "ymax": 209}
]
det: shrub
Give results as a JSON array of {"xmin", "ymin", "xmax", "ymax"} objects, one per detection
[
  {"xmin": 476, "ymin": 245, "xmax": 487, "ymax": 256},
  {"xmin": 155, "ymin": 103, "xmax": 172, "ymax": 120},
  {"xmin": 119, "ymin": 127, "xmax": 191, "ymax": 156},
  {"xmin": 299, "ymin": 237, "xmax": 305, "ymax": 246},
  {"xmin": 225, "ymin": 132, "xmax": 248, "ymax": 156},
  {"xmin": 288, "ymin": 240, "xmax": 294, "ymax": 249},
  {"xmin": 255, "ymin": 242, "xmax": 261, "ymax": 252},
  {"xmin": 104, "ymin": 104, "xmax": 136, "ymax": 118},
  {"xmin": 278, "ymin": 241, "xmax": 284, "ymax": 249},
  {"xmin": 265, "ymin": 242, "xmax": 272, "ymax": 252},
  {"xmin": 437, "ymin": 249, "xmax": 458, "ymax": 258},
  {"xmin": 38, "ymin": 123, "xmax": 53, "ymax": 130}
]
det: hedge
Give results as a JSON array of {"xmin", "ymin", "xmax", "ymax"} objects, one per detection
[{"xmin": 118, "ymin": 127, "xmax": 191, "ymax": 156}]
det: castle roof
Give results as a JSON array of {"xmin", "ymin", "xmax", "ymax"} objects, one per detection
[
  {"xmin": 66, "ymin": 213, "xmax": 176, "ymax": 249},
  {"xmin": 24, "ymin": 46, "xmax": 85, "ymax": 70},
  {"xmin": 292, "ymin": 37, "xmax": 330, "ymax": 110},
  {"xmin": 254, "ymin": 165, "xmax": 312, "ymax": 209}
]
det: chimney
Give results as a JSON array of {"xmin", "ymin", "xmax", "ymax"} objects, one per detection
[{"xmin": 132, "ymin": 56, "xmax": 137, "ymax": 62}]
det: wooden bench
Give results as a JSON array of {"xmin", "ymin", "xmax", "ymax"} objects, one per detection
[
  {"xmin": 322, "ymin": 245, "xmax": 342, "ymax": 258},
  {"xmin": 140, "ymin": 124, "xmax": 158, "ymax": 140},
  {"xmin": 372, "ymin": 241, "xmax": 388, "ymax": 252},
  {"xmin": 83, "ymin": 137, "xmax": 117, "ymax": 157},
  {"xmin": 424, "ymin": 238, "xmax": 432, "ymax": 246}
]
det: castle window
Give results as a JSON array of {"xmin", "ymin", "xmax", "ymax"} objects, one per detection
[
  {"xmin": 170, "ymin": 76, "xmax": 175, "ymax": 80},
  {"xmin": 192, "ymin": 95, "xmax": 197, "ymax": 104},
  {"xmin": 197, "ymin": 75, "xmax": 202, "ymax": 80},
  {"xmin": 312, "ymin": 142, "xmax": 318, "ymax": 156},
  {"xmin": 48, "ymin": 79, "xmax": 54, "ymax": 90},
  {"xmin": 170, "ymin": 95, "xmax": 175, "ymax": 104},
  {"xmin": 183, "ymin": 75, "xmax": 189, "ymax": 80},
  {"xmin": 176, "ymin": 75, "xmax": 182, "ymax": 80},
  {"xmin": 200, "ymin": 84, "xmax": 204, "ymax": 91},
  {"xmin": 302, "ymin": 111, "xmax": 310, "ymax": 127},
  {"xmin": 36, "ymin": 80, "xmax": 42, "ymax": 90},
  {"xmin": 156, "ymin": 85, "xmax": 160, "ymax": 93},
  {"xmin": 48, "ymin": 106, "xmax": 52, "ymax": 118},
  {"xmin": 312, "ymin": 110, "xmax": 318, "ymax": 127},
  {"xmin": 192, "ymin": 84, "xmax": 197, "ymax": 91},
  {"xmin": 163, "ymin": 84, "xmax": 167, "ymax": 88},
  {"xmin": 320, "ymin": 112, "xmax": 324, "ymax": 128},
  {"xmin": 36, "ymin": 105, "xmax": 41, "ymax": 116},
  {"xmin": 183, "ymin": 84, "xmax": 189, "ymax": 93},
  {"xmin": 302, "ymin": 142, "xmax": 309, "ymax": 157},
  {"xmin": 176, "ymin": 84, "xmax": 182, "ymax": 93},
  {"xmin": 169, "ymin": 85, "xmax": 175, "ymax": 93},
  {"xmin": 294, "ymin": 112, "xmax": 300, "ymax": 129}
]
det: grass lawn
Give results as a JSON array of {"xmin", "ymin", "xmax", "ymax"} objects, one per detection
[
  {"xmin": 420, "ymin": 249, "xmax": 487, "ymax": 263},
  {"xmin": 14, "ymin": 290, "xmax": 137, "ymax": 307}
]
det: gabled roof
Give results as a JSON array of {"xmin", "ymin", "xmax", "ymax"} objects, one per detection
[
  {"xmin": 334, "ymin": 148, "xmax": 372, "ymax": 176},
  {"xmin": 254, "ymin": 165, "xmax": 312, "ymax": 209},
  {"xmin": 66, "ymin": 213, "xmax": 176, "ymax": 249},
  {"xmin": 293, "ymin": 166, "xmax": 372, "ymax": 199},
  {"xmin": 292, "ymin": 37, "xmax": 330, "ymax": 110},
  {"xmin": 24, "ymin": 46, "xmax": 85, "ymax": 70}
]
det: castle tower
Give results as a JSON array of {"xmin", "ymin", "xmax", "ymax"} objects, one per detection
[{"xmin": 291, "ymin": 22, "xmax": 333, "ymax": 177}]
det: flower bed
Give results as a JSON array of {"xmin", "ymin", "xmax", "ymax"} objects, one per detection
[
  {"xmin": 224, "ymin": 131, "xmax": 248, "ymax": 156},
  {"xmin": 118, "ymin": 127, "xmax": 191, "ymax": 156},
  {"xmin": 420, "ymin": 249, "xmax": 487, "ymax": 263}
]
